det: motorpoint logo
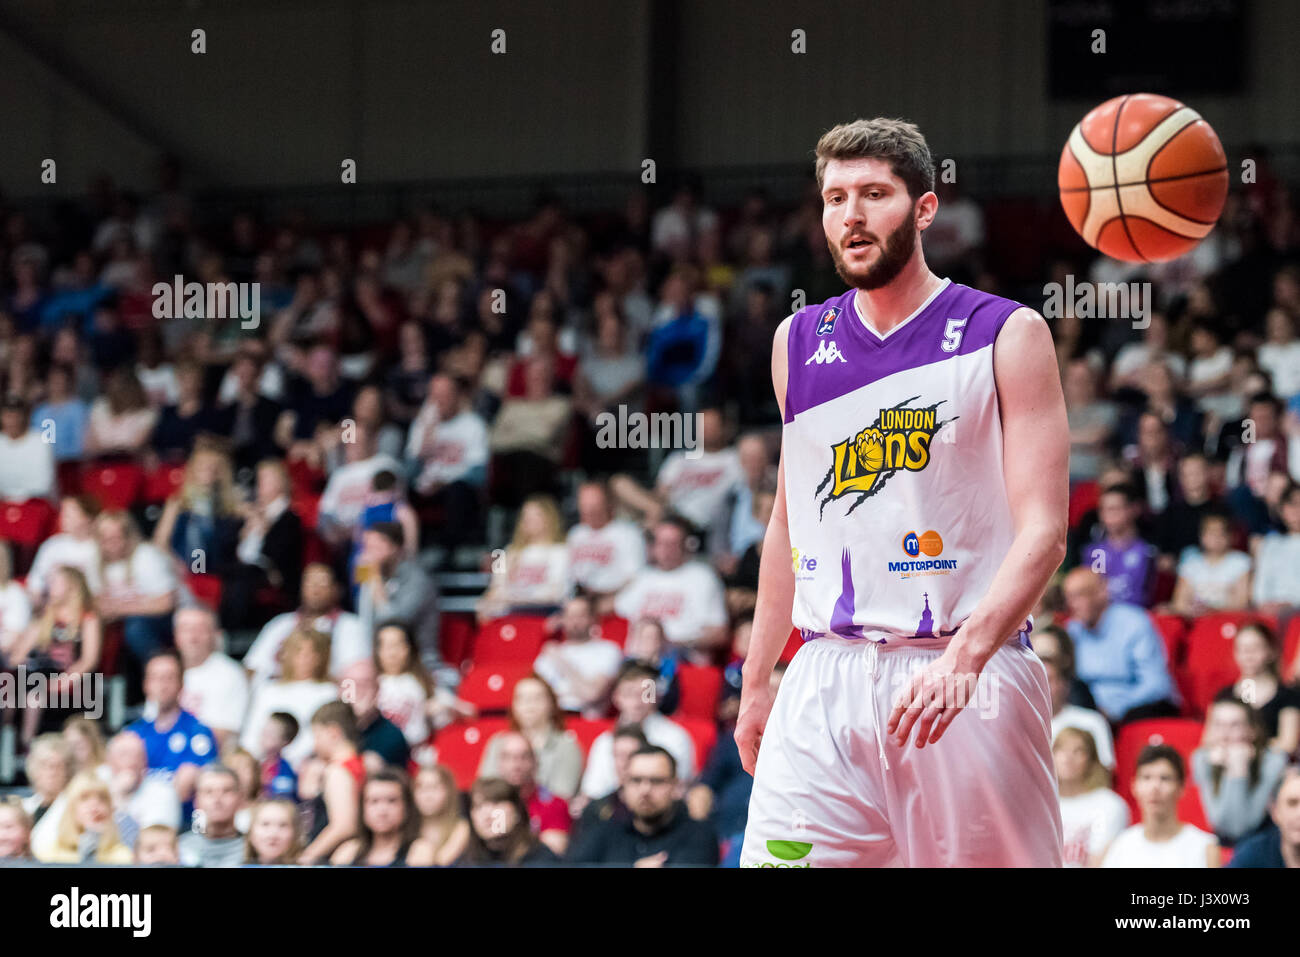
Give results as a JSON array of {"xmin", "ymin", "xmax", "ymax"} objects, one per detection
[{"xmin": 901, "ymin": 530, "xmax": 943, "ymax": 557}]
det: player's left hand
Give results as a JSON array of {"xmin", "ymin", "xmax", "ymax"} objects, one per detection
[{"xmin": 886, "ymin": 647, "xmax": 983, "ymax": 749}]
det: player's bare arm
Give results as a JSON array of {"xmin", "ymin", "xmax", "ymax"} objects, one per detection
[
  {"xmin": 888, "ymin": 306, "xmax": 1069, "ymax": 749},
  {"xmin": 735, "ymin": 314, "xmax": 795, "ymax": 776}
]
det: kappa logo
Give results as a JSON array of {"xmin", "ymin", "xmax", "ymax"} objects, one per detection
[
  {"xmin": 805, "ymin": 340, "xmax": 846, "ymax": 365},
  {"xmin": 816, "ymin": 307, "xmax": 840, "ymax": 336}
]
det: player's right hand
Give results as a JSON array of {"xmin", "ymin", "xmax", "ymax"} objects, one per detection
[{"xmin": 735, "ymin": 681, "xmax": 777, "ymax": 776}]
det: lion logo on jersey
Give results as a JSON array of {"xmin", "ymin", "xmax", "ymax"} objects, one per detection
[{"xmin": 815, "ymin": 397, "xmax": 957, "ymax": 518}]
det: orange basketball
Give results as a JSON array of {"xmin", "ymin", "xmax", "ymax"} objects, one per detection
[{"xmin": 1058, "ymin": 93, "xmax": 1228, "ymax": 263}]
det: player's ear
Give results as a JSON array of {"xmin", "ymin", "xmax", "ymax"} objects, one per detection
[{"xmin": 914, "ymin": 190, "xmax": 939, "ymax": 231}]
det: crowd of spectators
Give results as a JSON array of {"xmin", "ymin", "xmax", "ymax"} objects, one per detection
[{"xmin": 0, "ymin": 157, "xmax": 1298, "ymax": 866}]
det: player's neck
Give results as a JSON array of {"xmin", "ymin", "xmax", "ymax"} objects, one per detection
[{"xmin": 852, "ymin": 259, "xmax": 945, "ymax": 337}]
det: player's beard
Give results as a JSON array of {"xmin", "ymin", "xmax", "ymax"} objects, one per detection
[{"xmin": 828, "ymin": 202, "xmax": 919, "ymax": 291}]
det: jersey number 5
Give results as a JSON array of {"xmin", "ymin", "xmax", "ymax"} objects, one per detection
[{"xmin": 941, "ymin": 318, "xmax": 967, "ymax": 353}]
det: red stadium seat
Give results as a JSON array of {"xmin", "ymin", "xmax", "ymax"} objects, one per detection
[
  {"xmin": 0, "ymin": 499, "xmax": 56, "ymax": 548},
  {"xmin": 457, "ymin": 661, "xmax": 535, "ymax": 712},
  {"xmin": 188, "ymin": 573, "xmax": 222, "ymax": 609},
  {"xmin": 81, "ymin": 463, "xmax": 145, "ymax": 510},
  {"xmin": 474, "ymin": 615, "xmax": 550, "ymax": 663},
  {"xmin": 674, "ymin": 715, "xmax": 719, "ymax": 772},
  {"xmin": 594, "ymin": 615, "xmax": 629, "ymax": 647},
  {"xmin": 292, "ymin": 493, "xmax": 320, "ymax": 530},
  {"xmin": 431, "ymin": 717, "xmax": 510, "ymax": 790},
  {"xmin": 56, "ymin": 461, "xmax": 81, "ymax": 498},
  {"xmin": 1182, "ymin": 612, "xmax": 1264, "ymax": 718},
  {"xmin": 143, "ymin": 463, "xmax": 186, "ymax": 504},
  {"xmin": 1282, "ymin": 617, "xmax": 1300, "ymax": 683},
  {"xmin": 439, "ymin": 612, "xmax": 477, "ymax": 670},
  {"xmin": 1068, "ymin": 480, "xmax": 1100, "ymax": 530},
  {"xmin": 676, "ymin": 664, "xmax": 724, "ymax": 721},
  {"xmin": 1112, "ymin": 718, "xmax": 1210, "ymax": 831},
  {"xmin": 563, "ymin": 717, "xmax": 614, "ymax": 759},
  {"xmin": 1150, "ymin": 613, "xmax": 1189, "ymax": 669},
  {"xmin": 779, "ymin": 626, "xmax": 804, "ymax": 664}
]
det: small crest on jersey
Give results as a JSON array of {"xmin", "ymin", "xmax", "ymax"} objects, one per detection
[
  {"xmin": 815, "ymin": 307, "xmax": 840, "ymax": 336},
  {"xmin": 813, "ymin": 397, "xmax": 958, "ymax": 518}
]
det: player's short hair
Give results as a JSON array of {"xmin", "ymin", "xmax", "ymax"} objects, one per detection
[
  {"xmin": 1135, "ymin": 744, "xmax": 1185, "ymax": 784},
  {"xmin": 815, "ymin": 117, "xmax": 936, "ymax": 200}
]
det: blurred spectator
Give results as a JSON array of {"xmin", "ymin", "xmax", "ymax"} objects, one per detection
[
  {"xmin": 1191, "ymin": 693, "xmax": 1289, "ymax": 846},
  {"xmin": 1168, "ymin": 511, "xmax": 1252, "ymax": 614},
  {"xmin": 331, "ymin": 768, "xmax": 437, "ymax": 866},
  {"xmin": 35, "ymin": 771, "xmax": 132, "ymax": 864},
  {"xmin": 405, "ymin": 372, "xmax": 488, "ymax": 556},
  {"xmin": 275, "ymin": 344, "xmax": 355, "ymax": 448},
  {"xmin": 1064, "ymin": 359, "xmax": 1118, "ymax": 483},
  {"xmin": 125, "ymin": 649, "xmax": 218, "ymax": 813},
  {"xmin": 1063, "ymin": 568, "xmax": 1179, "ymax": 723},
  {"xmin": 1125, "ymin": 361, "xmax": 1202, "ymax": 452},
  {"xmin": 150, "ymin": 358, "xmax": 219, "ymax": 460},
  {"xmin": 339, "ymin": 658, "xmax": 410, "ymax": 772},
  {"xmin": 316, "ymin": 422, "xmax": 403, "ymax": 550},
  {"xmin": 62, "ymin": 715, "xmax": 106, "ymax": 777},
  {"xmin": 0, "ymin": 393, "xmax": 55, "ymax": 501},
  {"xmin": 412, "ymin": 764, "xmax": 471, "ymax": 865},
  {"xmin": 1185, "ymin": 323, "xmax": 1238, "ymax": 425},
  {"xmin": 152, "ymin": 439, "xmax": 243, "ymax": 577},
  {"xmin": 1259, "ymin": 308, "xmax": 1300, "ymax": 402},
  {"xmin": 1217, "ymin": 622, "xmax": 1300, "ymax": 754},
  {"xmin": 1101, "ymin": 746, "xmax": 1219, "ymax": 868},
  {"xmin": 0, "ymin": 798, "xmax": 33, "ymax": 861},
  {"xmin": 714, "ymin": 433, "xmax": 775, "ymax": 574},
  {"xmin": 243, "ymin": 564, "xmax": 371, "ymax": 690},
  {"xmin": 573, "ymin": 293, "xmax": 645, "ymax": 421},
  {"xmin": 1109, "ymin": 313, "xmax": 1186, "ymax": 392},
  {"xmin": 174, "ymin": 606, "xmax": 249, "ymax": 751},
  {"xmin": 243, "ymin": 797, "xmax": 302, "ymax": 865},
  {"xmin": 645, "ymin": 268, "xmax": 721, "ymax": 405},
  {"xmin": 613, "ymin": 518, "xmax": 728, "ymax": 660},
  {"xmin": 218, "ymin": 350, "xmax": 284, "ymax": 470},
  {"xmin": 923, "ymin": 181, "xmax": 984, "ymax": 284},
  {"xmin": 134, "ymin": 824, "xmax": 180, "ymax": 865},
  {"xmin": 489, "ymin": 731, "xmax": 572, "ymax": 856},
  {"xmin": 299, "ymin": 701, "xmax": 364, "ymax": 864},
  {"xmin": 477, "ymin": 496, "xmax": 571, "ymax": 622},
  {"xmin": 179, "ymin": 765, "xmax": 245, "ymax": 867},
  {"xmin": 20, "ymin": 734, "xmax": 72, "ymax": 831},
  {"xmin": 1079, "ymin": 484, "xmax": 1157, "ymax": 607},
  {"xmin": 651, "ymin": 182, "xmax": 717, "ymax": 261},
  {"xmin": 1125, "ymin": 413, "xmax": 1177, "ymax": 515},
  {"xmin": 1225, "ymin": 393, "xmax": 1291, "ymax": 533},
  {"xmin": 1227, "ymin": 766, "xmax": 1300, "ymax": 868},
  {"xmin": 85, "ymin": 367, "xmax": 157, "ymax": 458},
  {"xmin": 567, "ymin": 746, "xmax": 718, "ymax": 867},
  {"xmin": 95, "ymin": 510, "xmax": 179, "ymax": 684},
  {"xmin": 1044, "ymin": 654, "xmax": 1115, "ymax": 770},
  {"xmin": 224, "ymin": 459, "xmax": 304, "ymax": 627},
  {"xmin": 1253, "ymin": 482, "xmax": 1300, "ymax": 614},
  {"xmin": 25, "ymin": 495, "xmax": 102, "ymax": 605},
  {"xmin": 565, "ymin": 480, "xmax": 645, "ymax": 612},
  {"xmin": 533, "ymin": 594, "xmax": 623, "ymax": 718},
  {"xmin": 1054, "ymin": 727, "xmax": 1129, "ymax": 868},
  {"xmin": 622, "ymin": 617, "xmax": 682, "ymax": 717},
  {"xmin": 103, "ymin": 731, "xmax": 181, "ymax": 846},
  {"xmin": 488, "ymin": 355, "xmax": 572, "ymax": 506},
  {"xmin": 0, "ymin": 543, "xmax": 32, "ymax": 657},
  {"xmin": 580, "ymin": 661, "xmax": 695, "ymax": 798},
  {"xmin": 479, "ymin": 675, "xmax": 584, "ymax": 801},
  {"xmin": 374, "ymin": 621, "xmax": 432, "ymax": 747},
  {"xmin": 240, "ymin": 628, "xmax": 339, "ymax": 770},
  {"xmin": 456, "ymin": 777, "xmax": 558, "ymax": 866},
  {"xmin": 30, "ymin": 363, "xmax": 89, "ymax": 462},
  {"xmin": 355, "ymin": 523, "xmax": 444, "ymax": 679},
  {"xmin": 571, "ymin": 725, "xmax": 645, "ymax": 836},
  {"xmin": 1153, "ymin": 452, "xmax": 1224, "ymax": 562}
]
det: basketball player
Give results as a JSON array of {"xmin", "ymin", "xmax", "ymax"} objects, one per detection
[{"xmin": 737, "ymin": 118, "xmax": 1068, "ymax": 867}]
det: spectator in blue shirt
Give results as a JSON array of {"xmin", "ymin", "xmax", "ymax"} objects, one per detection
[
  {"xmin": 1063, "ymin": 568, "xmax": 1180, "ymax": 724},
  {"xmin": 1228, "ymin": 766, "xmax": 1300, "ymax": 868},
  {"xmin": 30, "ymin": 364, "xmax": 89, "ymax": 462}
]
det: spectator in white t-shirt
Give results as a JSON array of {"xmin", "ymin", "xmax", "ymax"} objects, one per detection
[
  {"xmin": 405, "ymin": 373, "xmax": 489, "ymax": 555},
  {"xmin": 240, "ymin": 627, "xmax": 339, "ymax": 770},
  {"xmin": 580, "ymin": 661, "xmax": 695, "ymax": 799},
  {"xmin": 534, "ymin": 594, "xmax": 623, "ymax": 717},
  {"xmin": 1054, "ymin": 726, "xmax": 1129, "ymax": 867},
  {"xmin": 1253, "ymin": 483, "xmax": 1300, "ymax": 615},
  {"xmin": 0, "ymin": 542, "xmax": 33, "ymax": 660},
  {"xmin": 94, "ymin": 510, "xmax": 178, "ymax": 686},
  {"xmin": 614, "ymin": 517, "xmax": 728, "ymax": 661},
  {"xmin": 1044, "ymin": 656, "xmax": 1115, "ymax": 770},
  {"xmin": 104, "ymin": 731, "xmax": 182, "ymax": 845},
  {"xmin": 26, "ymin": 495, "xmax": 102, "ymax": 606},
  {"xmin": 1185, "ymin": 323, "xmax": 1238, "ymax": 425},
  {"xmin": 1169, "ymin": 511, "xmax": 1251, "ymax": 615},
  {"xmin": 174, "ymin": 605, "xmax": 249, "ymax": 751},
  {"xmin": 1102, "ymin": 746, "xmax": 1219, "ymax": 868},
  {"xmin": 0, "ymin": 393, "xmax": 54, "ymax": 502},
  {"xmin": 242, "ymin": 563, "xmax": 372, "ymax": 692},
  {"xmin": 316, "ymin": 422, "xmax": 403, "ymax": 551},
  {"xmin": 478, "ymin": 495, "xmax": 571, "ymax": 622},
  {"xmin": 566, "ymin": 480, "xmax": 645, "ymax": 614},
  {"xmin": 1258, "ymin": 308, "xmax": 1300, "ymax": 402}
]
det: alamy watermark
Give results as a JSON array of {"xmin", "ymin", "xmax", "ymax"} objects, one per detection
[
  {"xmin": 0, "ymin": 667, "xmax": 103, "ymax": 719},
  {"xmin": 595, "ymin": 405, "xmax": 703, "ymax": 459},
  {"xmin": 152, "ymin": 275, "xmax": 260, "ymax": 329},
  {"xmin": 1042, "ymin": 276, "xmax": 1152, "ymax": 329}
]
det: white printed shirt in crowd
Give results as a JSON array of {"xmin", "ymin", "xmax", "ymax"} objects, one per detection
[
  {"xmin": 579, "ymin": 712, "xmax": 696, "ymax": 798},
  {"xmin": 1259, "ymin": 339, "xmax": 1300, "ymax": 400},
  {"xmin": 377, "ymin": 672, "xmax": 430, "ymax": 746},
  {"xmin": 566, "ymin": 519, "xmax": 646, "ymax": 595},
  {"xmin": 1101, "ymin": 823, "xmax": 1217, "ymax": 868},
  {"xmin": 180, "ymin": 652, "xmax": 251, "ymax": 736},
  {"xmin": 136, "ymin": 364, "xmax": 178, "ymax": 407},
  {"xmin": 1175, "ymin": 550, "xmax": 1252, "ymax": 609},
  {"xmin": 1187, "ymin": 346, "xmax": 1238, "ymax": 420},
  {"xmin": 0, "ymin": 430, "xmax": 55, "ymax": 501},
  {"xmin": 242, "ymin": 609, "xmax": 372, "ymax": 690},
  {"xmin": 316, "ymin": 452, "xmax": 403, "ymax": 530},
  {"xmin": 0, "ymin": 580, "xmax": 32, "ymax": 654},
  {"xmin": 1052, "ymin": 704, "xmax": 1117, "ymax": 770},
  {"xmin": 236, "ymin": 496, "xmax": 289, "ymax": 567},
  {"xmin": 87, "ymin": 401, "xmax": 158, "ymax": 453},
  {"xmin": 25, "ymin": 534, "xmax": 102, "ymax": 598},
  {"xmin": 613, "ymin": 561, "xmax": 728, "ymax": 647},
  {"xmin": 654, "ymin": 447, "xmax": 745, "ymax": 531},
  {"xmin": 1251, "ymin": 532, "xmax": 1300, "ymax": 607},
  {"xmin": 1227, "ymin": 437, "xmax": 1287, "ymax": 498},
  {"xmin": 496, "ymin": 543, "xmax": 572, "ymax": 607},
  {"xmin": 1059, "ymin": 788, "xmax": 1131, "ymax": 868},
  {"xmin": 405, "ymin": 405, "xmax": 490, "ymax": 492},
  {"xmin": 100, "ymin": 543, "xmax": 178, "ymax": 602},
  {"xmin": 217, "ymin": 362, "xmax": 286, "ymax": 404},
  {"xmin": 532, "ymin": 638, "xmax": 625, "ymax": 715},
  {"xmin": 239, "ymin": 679, "xmax": 340, "ymax": 770}
]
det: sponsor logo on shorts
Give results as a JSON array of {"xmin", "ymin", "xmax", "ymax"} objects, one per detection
[{"xmin": 741, "ymin": 839, "xmax": 814, "ymax": 868}]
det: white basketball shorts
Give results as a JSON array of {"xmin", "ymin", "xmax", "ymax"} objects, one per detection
[{"xmin": 740, "ymin": 634, "xmax": 1063, "ymax": 867}]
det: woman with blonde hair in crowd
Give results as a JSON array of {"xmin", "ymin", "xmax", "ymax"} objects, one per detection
[
  {"xmin": 0, "ymin": 541, "xmax": 33, "ymax": 660},
  {"xmin": 6, "ymin": 567, "xmax": 101, "ymax": 745},
  {"xmin": 61, "ymin": 715, "xmax": 108, "ymax": 778},
  {"xmin": 240, "ymin": 627, "xmax": 339, "ymax": 770},
  {"xmin": 412, "ymin": 764, "xmax": 471, "ymax": 865},
  {"xmin": 222, "ymin": 746, "xmax": 264, "ymax": 834},
  {"xmin": 1054, "ymin": 726, "xmax": 1130, "ymax": 868},
  {"xmin": 0, "ymin": 798, "xmax": 33, "ymax": 860},
  {"xmin": 476, "ymin": 494, "xmax": 571, "ymax": 623},
  {"xmin": 152, "ymin": 437, "xmax": 243, "ymax": 578},
  {"xmin": 36, "ymin": 771, "xmax": 132, "ymax": 863},
  {"xmin": 243, "ymin": 798, "xmax": 303, "ymax": 865},
  {"xmin": 84, "ymin": 366, "xmax": 157, "ymax": 459}
]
